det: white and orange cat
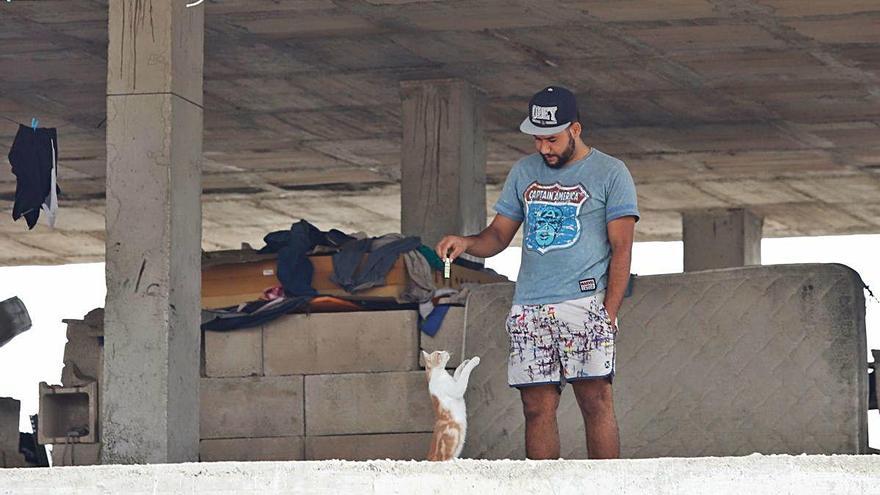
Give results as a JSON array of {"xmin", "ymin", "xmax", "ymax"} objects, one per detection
[{"xmin": 422, "ymin": 350, "xmax": 481, "ymax": 461}]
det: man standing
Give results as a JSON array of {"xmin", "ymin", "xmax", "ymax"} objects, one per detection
[{"xmin": 435, "ymin": 86, "xmax": 639, "ymax": 459}]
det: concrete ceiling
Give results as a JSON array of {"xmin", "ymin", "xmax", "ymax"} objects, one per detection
[{"xmin": 1, "ymin": 0, "xmax": 879, "ymax": 266}]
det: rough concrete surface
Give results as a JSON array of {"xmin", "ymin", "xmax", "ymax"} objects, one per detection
[
  {"xmin": 0, "ymin": 398, "xmax": 25, "ymax": 468},
  {"xmin": 50, "ymin": 443, "xmax": 101, "ymax": 468},
  {"xmin": 262, "ymin": 311, "xmax": 419, "ymax": 375},
  {"xmin": 3, "ymin": 2, "xmax": 880, "ymax": 266},
  {"xmin": 305, "ymin": 372, "xmax": 433, "ymax": 436},
  {"xmin": 683, "ymin": 208, "xmax": 764, "ymax": 271},
  {"xmin": 204, "ymin": 327, "xmax": 263, "ymax": 378},
  {"xmin": 462, "ymin": 264, "xmax": 868, "ymax": 459},
  {"xmin": 1, "ymin": 455, "xmax": 879, "ymax": 494},
  {"xmin": 305, "ymin": 433, "xmax": 432, "ymax": 461},
  {"xmin": 199, "ymin": 437, "xmax": 304, "ymax": 462},
  {"xmin": 100, "ymin": 0, "xmax": 204, "ymax": 465},
  {"xmin": 200, "ymin": 376, "xmax": 304, "ymax": 439},
  {"xmin": 400, "ymin": 79, "xmax": 487, "ymax": 249}
]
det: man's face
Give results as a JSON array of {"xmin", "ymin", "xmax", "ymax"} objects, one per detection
[{"xmin": 534, "ymin": 127, "xmax": 577, "ymax": 168}]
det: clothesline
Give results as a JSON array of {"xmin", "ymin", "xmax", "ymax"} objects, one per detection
[
  {"xmin": 1, "ymin": 115, "xmax": 101, "ymax": 130},
  {"xmin": 1, "ymin": 115, "xmax": 24, "ymax": 127}
]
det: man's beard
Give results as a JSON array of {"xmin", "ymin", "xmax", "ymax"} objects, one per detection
[{"xmin": 541, "ymin": 132, "xmax": 576, "ymax": 168}]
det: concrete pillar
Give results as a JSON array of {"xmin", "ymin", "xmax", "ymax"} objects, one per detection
[
  {"xmin": 102, "ymin": 0, "xmax": 203, "ymax": 464},
  {"xmin": 682, "ymin": 208, "xmax": 763, "ymax": 272},
  {"xmin": 400, "ymin": 79, "xmax": 487, "ymax": 252}
]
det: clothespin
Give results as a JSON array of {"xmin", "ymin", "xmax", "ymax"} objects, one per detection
[{"xmin": 30, "ymin": 118, "xmax": 39, "ymax": 131}]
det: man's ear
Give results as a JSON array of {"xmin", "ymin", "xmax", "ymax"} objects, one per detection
[{"xmin": 569, "ymin": 121, "xmax": 582, "ymax": 138}]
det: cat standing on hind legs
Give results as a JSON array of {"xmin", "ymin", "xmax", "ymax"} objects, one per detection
[{"xmin": 422, "ymin": 351, "xmax": 481, "ymax": 461}]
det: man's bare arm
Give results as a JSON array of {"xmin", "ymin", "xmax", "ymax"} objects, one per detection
[
  {"xmin": 435, "ymin": 214, "xmax": 522, "ymax": 260},
  {"xmin": 603, "ymin": 216, "xmax": 636, "ymax": 324}
]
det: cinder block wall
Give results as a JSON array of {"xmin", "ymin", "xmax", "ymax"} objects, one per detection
[
  {"xmin": 200, "ymin": 310, "xmax": 466, "ymax": 462},
  {"xmin": 52, "ymin": 263, "xmax": 868, "ymax": 463},
  {"xmin": 48, "ymin": 309, "xmax": 104, "ymax": 466},
  {"xmin": 50, "ymin": 307, "xmax": 466, "ymax": 464}
]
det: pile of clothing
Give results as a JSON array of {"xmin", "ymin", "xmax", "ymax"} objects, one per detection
[{"xmin": 201, "ymin": 220, "xmax": 485, "ymax": 335}]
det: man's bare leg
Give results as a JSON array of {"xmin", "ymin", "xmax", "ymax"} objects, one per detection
[
  {"xmin": 571, "ymin": 378, "xmax": 620, "ymax": 459},
  {"xmin": 519, "ymin": 384, "xmax": 561, "ymax": 459}
]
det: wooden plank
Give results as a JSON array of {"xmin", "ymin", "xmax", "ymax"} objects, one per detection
[{"xmin": 200, "ymin": 251, "xmax": 507, "ymax": 309}]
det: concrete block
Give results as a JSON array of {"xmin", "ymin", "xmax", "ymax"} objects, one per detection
[
  {"xmin": 204, "ymin": 327, "xmax": 263, "ymax": 377},
  {"xmin": 419, "ymin": 306, "xmax": 465, "ymax": 368},
  {"xmin": 305, "ymin": 372, "xmax": 433, "ymax": 436},
  {"xmin": 62, "ymin": 321, "xmax": 102, "ymax": 339},
  {"xmin": 1, "ymin": 450, "xmax": 27, "ymax": 468},
  {"xmin": 61, "ymin": 322, "xmax": 102, "ymax": 387},
  {"xmin": 0, "ymin": 398, "xmax": 26, "ymax": 468},
  {"xmin": 200, "ymin": 437, "xmax": 304, "ymax": 462},
  {"xmin": 456, "ymin": 283, "xmax": 522, "ymax": 460},
  {"xmin": 305, "ymin": 433, "xmax": 432, "ymax": 461},
  {"xmin": 60, "ymin": 349, "xmax": 103, "ymax": 389},
  {"xmin": 200, "ymin": 376, "xmax": 304, "ymax": 439},
  {"xmin": 683, "ymin": 208, "xmax": 763, "ymax": 271},
  {"xmin": 51, "ymin": 443, "xmax": 101, "ymax": 467},
  {"xmin": 0, "ymin": 398, "xmax": 19, "ymax": 452},
  {"xmin": 263, "ymin": 311, "xmax": 419, "ymax": 375},
  {"xmin": 38, "ymin": 382, "xmax": 98, "ymax": 445},
  {"xmin": 608, "ymin": 264, "xmax": 868, "ymax": 457},
  {"xmin": 81, "ymin": 308, "xmax": 104, "ymax": 330}
]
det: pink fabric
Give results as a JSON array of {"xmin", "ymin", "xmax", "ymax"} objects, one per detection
[{"xmin": 262, "ymin": 286, "xmax": 284, "ymax": 301}]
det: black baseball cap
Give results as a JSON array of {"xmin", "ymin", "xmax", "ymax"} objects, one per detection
[{"xmin": 519, "ymin": 86, "xmax": 578, "ymax": 136}]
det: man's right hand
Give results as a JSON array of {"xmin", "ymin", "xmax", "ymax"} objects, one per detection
[
  {"xmin": 433, "ymin": 215, "xmax": 522, "ymax": 260},
  {"xmin": 436, "ymin": 235, "xmax": 474, "ymax": 261}
]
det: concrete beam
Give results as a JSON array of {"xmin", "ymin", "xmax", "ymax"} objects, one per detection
[
  {"xmin": 102, "ymin": 0, "xmax": 204, "ymax": 464},
  {"xmin": 400, "ymin": 79, "xmax": 487, "ymax": 251},
  {"xmin": 682, "ymin": 208, "xmax": 763, "ymax": 272}
]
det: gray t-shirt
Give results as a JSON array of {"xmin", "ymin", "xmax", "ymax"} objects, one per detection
[{"xmin": 494, "ymin": 149, "xmax": 640, "ymax": 305}]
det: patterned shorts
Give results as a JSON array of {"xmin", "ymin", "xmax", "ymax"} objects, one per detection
[{"xmin": 505, "ymin": 292, "xmax": 616, "ymax": 388}]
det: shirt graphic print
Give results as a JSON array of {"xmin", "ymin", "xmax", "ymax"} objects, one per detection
[{"xmin": 523, "ymin": 181, "xmax": 589, "ymax": 255}]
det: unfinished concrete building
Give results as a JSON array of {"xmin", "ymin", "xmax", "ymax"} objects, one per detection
[{"xmin": 0, "ymin": 0, "xmax": 878, "ymax": 468}]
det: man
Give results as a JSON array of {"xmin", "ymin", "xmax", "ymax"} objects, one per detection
[{"xmin": 435, "ymin": 86, "xmax": 639, "ymax": 460}]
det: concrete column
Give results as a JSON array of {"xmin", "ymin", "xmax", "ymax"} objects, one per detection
[
  {"xmin": 102, "ymin": 0, "xmax": 203, "ymax": 464},
  {"xmin": 400, "ymin": 79, "xmax": 486, "ymax": 252},
  {"xmin": 682, "ymin": 208, "xmax": 763, "ymax": 272}
]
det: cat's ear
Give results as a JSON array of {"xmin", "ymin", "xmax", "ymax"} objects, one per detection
[{"xmin": 421, "ymin": 350, "xmax": 431, "ymax": 361}]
